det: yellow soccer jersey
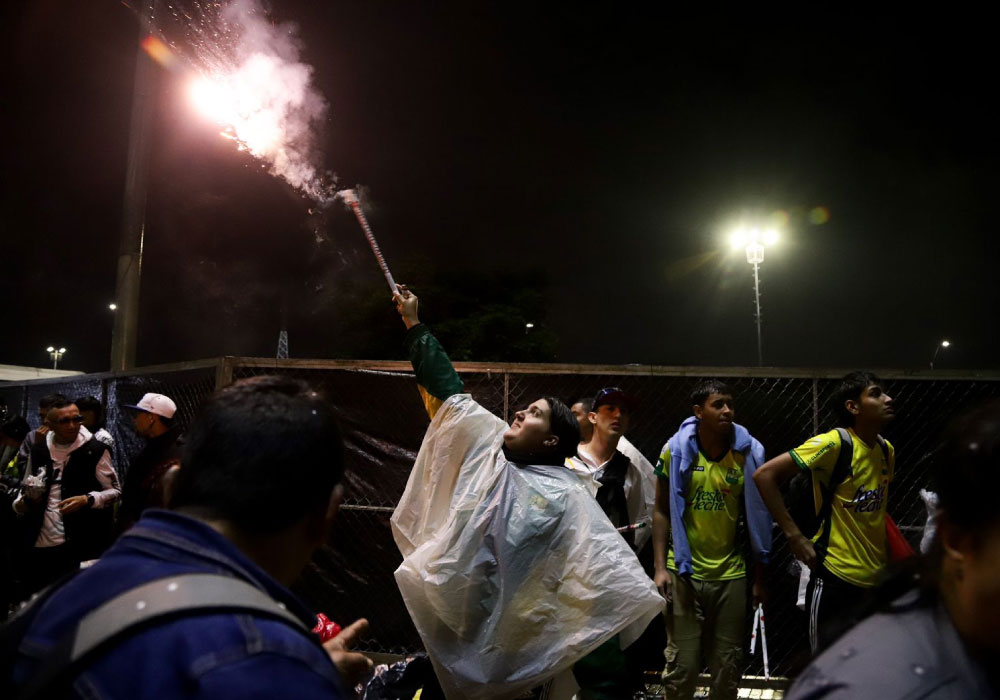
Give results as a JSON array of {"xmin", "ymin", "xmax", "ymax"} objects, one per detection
[
  {"xmin": 655, "ymin": 446, "xmax": 746, "ymax": 581},
  {"xmin": 790, "ymin": 428, "xmax": 895, "ymax": 587}
]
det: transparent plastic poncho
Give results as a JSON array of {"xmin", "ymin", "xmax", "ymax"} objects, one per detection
[{"xmin": 391, "ymin": 395, "xmax": 663, "ymax": 700}]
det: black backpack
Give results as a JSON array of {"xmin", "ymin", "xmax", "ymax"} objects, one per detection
[{"xmin": 785, "ymin": 428, "xmax": 889, "ymax": 544}]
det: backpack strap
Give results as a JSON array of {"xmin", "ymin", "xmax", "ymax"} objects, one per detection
[
  {"xmin": 15, "ymin": 573, "xmax": 312, "ymax": 700},
  {"xmin": 813, "ymin": 428, "xmax": 854, "ymax": 559},
  {"xmin": 875, "ymin": 435, "xmax": 890, "ymax": 466}
]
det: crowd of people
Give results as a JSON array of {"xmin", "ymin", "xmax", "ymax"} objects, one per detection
[
  {"xmin": 0, "ymin": 391, "xmax": 183, "ymax": 612},
  {"xmin": 0, "ymin": 286, "xmax": 997, "ymax": 699}
]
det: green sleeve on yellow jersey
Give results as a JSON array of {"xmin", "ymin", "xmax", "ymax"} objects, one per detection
[
  {"xmin": 789, "ymin": 429, "xmax": 842, "ymax": 486},
  {"xmin": 654, "ymin": 444, "xmax": 671, "ymax": 481}
]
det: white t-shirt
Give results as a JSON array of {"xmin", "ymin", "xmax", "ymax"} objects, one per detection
[{"xmin": 18, "ymin": 426, "xmax": 120, "ymax": 548}]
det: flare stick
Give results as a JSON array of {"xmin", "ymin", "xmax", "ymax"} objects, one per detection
[{"xmin": 339, "ymin": 189, "xmax": 397, "ymax": 294}]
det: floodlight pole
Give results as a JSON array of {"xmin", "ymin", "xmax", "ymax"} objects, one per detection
[
  {"xmin": 752, "ymin": 261, "xmax": 763, "ymax": 366},
  {"xmin": 746, "ymin": 243, "xmax": 765, "ymax": 366},
  {"xmin": 110, "ymin": 0, "xmax": 157, "ymax": 371},
  {"xmin": 929, "ymin": 340, "xmax": 950, "ymax": 370}
]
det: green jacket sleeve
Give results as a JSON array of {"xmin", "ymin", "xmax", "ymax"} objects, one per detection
[{"xmin": 405, "ymin": 324, "xmax": 465, "ymax": 419}]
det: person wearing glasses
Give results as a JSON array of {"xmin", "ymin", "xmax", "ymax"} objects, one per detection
[{"xmin": 12, "ymin": 399, "xmax": 119, "ymax": 597}]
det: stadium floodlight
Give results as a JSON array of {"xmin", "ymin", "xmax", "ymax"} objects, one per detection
[
  {"xmin": 930, "ymin": 339, "xmax": 951, "ymax": 369},
  {"xmin": 47, "ymin": 346, "xmax": 67, "ymax": 369}
]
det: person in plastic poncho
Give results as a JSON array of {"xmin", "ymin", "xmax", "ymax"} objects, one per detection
[{"xmin": 389, "ymin": 287, "xmax": 664, "ymax": 700}]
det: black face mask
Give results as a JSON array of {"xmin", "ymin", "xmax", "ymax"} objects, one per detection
[{"xmin": 501, "ymin": 444, "xmax": 567, "ymax": 467}]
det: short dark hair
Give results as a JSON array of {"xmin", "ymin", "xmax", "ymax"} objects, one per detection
[
  {"xmin": 690, "ymin": 380, "xmax": 733, "ymax": 408},
  {"xmin": 543, "ymin": 396, "xmax": 581, "ymax": 460},
  {"xmin": 571, "ymin": 397, "xmax": 593, "ymax": 413},
  {"xmin": 46, "ymin": 399, "xmax": 74, "ymax": 414},
  {"xmin": 833, "ymin": 371, "xmax": 881, "ymax": 427},
  {"xmin": 39, "ymin": 393, "xmax": 68, "ymax": 412},
  {"xmin": 74, "ymin": 396, "xmax": 104, "ymax": 424},
  {"xmin": 170, "ymin": 376, "xmax": 345, "ymax": 534},
  {"xmin": 932, "ymin": 400, "xmax": 1000, "ymax": 534}
]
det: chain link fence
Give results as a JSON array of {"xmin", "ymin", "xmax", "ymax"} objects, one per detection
[{"xmin": 4, "ymin": 359, "xmax": 1000, "ymax": 686}]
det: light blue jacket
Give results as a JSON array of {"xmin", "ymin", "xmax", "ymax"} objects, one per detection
[{"xmin": 666, "ymin": 416, "xmax": 772, "ymax": 576}]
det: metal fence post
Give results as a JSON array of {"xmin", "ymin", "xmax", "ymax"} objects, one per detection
[
  {"xmin": 215, "ymin": 356, "xmax": 235, "ymax": 391},
  {"xmin": 812, "ymin": 378, "xmax": 819, "ymax": 434},
  {"xmin": 503, "ymin": 372, "xmax": 510, "ymax": 423}
]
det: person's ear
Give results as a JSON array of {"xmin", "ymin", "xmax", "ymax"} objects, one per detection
[
  {"xmin": 161, "ymin": 463, "xmax": 181, "ymax": 507},
  {"xmin": 693, "ymin": 404, "xmax": 703, "ymax": 420},
  {"xmin": 543, "ymin": 434, "xmax": 559, "ymax": 449},
  {"xmin": 939, "ymin": 516, "xmax": 972, "ymax": 568},
  {"xmin": 304, "ymin": 484, "xmax": 344, "ymax": 547},
  {"xmin": 326, "ymin": 484, "xmax": 344, "ymax": 522},
  {"xmin": 588, "ymin": 411, "xmax": 598, "ymax": 426},
  {"xmin": 845, "ymin": 399, "xmax": 860, "ymax": 416}
]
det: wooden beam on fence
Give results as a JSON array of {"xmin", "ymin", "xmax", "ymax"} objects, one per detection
[
  {"xmin": 214, "ymin": 356, "xmax": 235, "ymax": 390},
  {"xmin": 3, "ymin": 356, "xmax": 1000, "ymax": 391}
]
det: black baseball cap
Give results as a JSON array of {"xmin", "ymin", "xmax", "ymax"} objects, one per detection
[{"xmin": 592, "ymin": 387, "xmax": 637, "ymax": 412}]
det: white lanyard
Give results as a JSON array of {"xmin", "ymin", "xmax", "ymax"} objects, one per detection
[{"xmin": 749, "ymin": 603, "xmax": 770, "ymax": 680}]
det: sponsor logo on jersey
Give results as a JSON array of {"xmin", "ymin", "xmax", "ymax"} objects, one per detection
[
  {"xmin": 843, "ymin": 484, "xmax": 886, "ymax": 514},
  {"xmin": 806, "ymin": 441, "xmax": 835, "ymax": 466},
  {"xmin": 691, "ymin": 486, "xmax": 727, "ymax": 511}
]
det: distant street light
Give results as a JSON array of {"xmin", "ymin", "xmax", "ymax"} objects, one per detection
[
  {"xmin": 525, "ymin": 323, "xmax": 535, "ymax": 329},
  {"xmin": 929, "ymin": 339, "xmax": 951, "ymax": 369},
  {"xmin": 109, "ymin": 303, "xmax": 118, "ymax": 311},
  {"xmin": 729, "ymin": 227, "xmax": 779, "ymax": 366},
  {"xmin": 46, "ymin": 346, "xmax": 67, "ymax": 370}
]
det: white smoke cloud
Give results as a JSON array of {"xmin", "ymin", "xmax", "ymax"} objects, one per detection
[{"xmin": 183, "ymin": 0, "xmax": 336, "ymax": 203}]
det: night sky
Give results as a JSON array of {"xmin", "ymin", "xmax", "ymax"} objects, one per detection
[{"xmin": 2, "ymin": 2, "xmax": 995, "ymax": 373}]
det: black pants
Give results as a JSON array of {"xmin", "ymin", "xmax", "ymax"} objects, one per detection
[
  {"xmin": 23, "ymin": 544, "xmax": 79, "ymax": 600},
  {"xmin": 805, "ymin": 565, "xmax": 871, "ymax": 654}
]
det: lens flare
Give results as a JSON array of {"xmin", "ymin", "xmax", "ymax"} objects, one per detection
[
  {"xmin": 808, "ymin": 206, "xmax": 831, "ymax": 225},
  {"xmin": 770, "ymin": 209, "xmax": 790, "ymax": 229},
  {"xmin": 140, "ymin": 35, "xmax": 179, "ymax": 70}
]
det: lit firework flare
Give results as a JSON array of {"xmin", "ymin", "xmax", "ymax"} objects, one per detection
[
  {"xmin": 141, "ymin": 0, "xmax": 337, "ymax": 204},
  {"xmin": 139, "ymin": 1, "xmax": 401, "ymax": 276}
]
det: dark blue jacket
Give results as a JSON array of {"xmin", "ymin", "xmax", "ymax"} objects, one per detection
[
  {"xmin": 13, "ymin": 509, "xmax": 346, "ymax": 699},
  {"xmin": 787, "ymin": 590, "xmax": 995, "ymax": 699}
]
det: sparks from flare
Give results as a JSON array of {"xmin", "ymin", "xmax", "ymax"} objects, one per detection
[{"xmin": 148, "ymin": 1, "xmax": 336, "ymax": 204}]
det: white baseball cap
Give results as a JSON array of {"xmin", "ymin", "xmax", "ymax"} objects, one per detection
[{"xmin": 123, "ymin": 392, "xmax": 177, "ymax": 419}]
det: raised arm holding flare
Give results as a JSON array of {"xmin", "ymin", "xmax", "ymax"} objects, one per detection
[{"xmin": 389, "ymin": 286, "xmax": 663, "ymax": 700}]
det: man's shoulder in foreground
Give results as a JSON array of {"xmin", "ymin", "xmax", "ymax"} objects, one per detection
[
  {"xmin": 787, "ymin": 594, "xmax": 993, "ymax": 700},
  {"xmin": 14, "ymin": 510, "xmax": 345, "ymax": 699},
  {"xmin": 29, "ymin": 610, "xmax": 346, "ymax": 699}
]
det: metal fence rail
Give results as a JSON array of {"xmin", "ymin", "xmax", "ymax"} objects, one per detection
[{"xmin": 4, "ymin": 358, "xmax": 999, "ymax": 682}]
